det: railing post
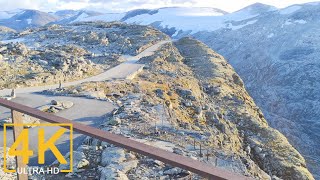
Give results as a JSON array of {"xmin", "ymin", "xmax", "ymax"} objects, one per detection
[{"xmin": 11, "ymin": 110, "xmax": 28, "ymax": 180}]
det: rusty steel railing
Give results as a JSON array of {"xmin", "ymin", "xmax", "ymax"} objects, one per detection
[{"xmin": 0, "ymin": 98, "xmax": 249, "ymax": 180}]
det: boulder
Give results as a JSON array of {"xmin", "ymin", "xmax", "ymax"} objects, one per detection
[
  {"xmin": 99, "ymin": 167, "xmax": 128, "ymax": 180},
  {"xmin": 163, "ymin": 167, "xmax": 188, "ymax": 176},
  {"xmin": 176, "ymin": 88, "xmax": 192, "ymax": 97},
  {"xmin": 51, "ymin": 100, "xmax": 60, "ymax": 106},
  {"xmin": 232, "ymin": 73, "xmax": 244, "ymax": 87},
  {"xmin": 62, "ymin": 101, "xmax": 74, "ymax": 109},
  {"xmin": 48, "ymin": 106, "xmax": 60, "ymax": 113},
  {"xmin": 101, "ymin": 147, "xmax": 126, "ymax": 167},
  {"xmin": 183, "ymin": 100, "xmax": 193, "ymax": 107},
  {"xmin": 245, "ymin": 146, "xmax": 251, "ymax": 154},
  {"xmin": 107, "ymin": 117, "xmax": 121, "ymax": 126},
  {"xmin": 154, "ymin": 89, "xmax": 164, "ymax": 98},
  {"xmin": 77, "ymin": 159, "xmax": 89, "ymax": 169},
  {"xmin": 40, "ymin": 100, "xmax": 75, "ymax": 113},
  {"xmin": 254, "ymin": 146, "xmax": 263, "ymax": 154}
]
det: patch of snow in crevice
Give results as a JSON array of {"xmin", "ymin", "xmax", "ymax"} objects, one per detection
[
  {"xmin": 79, "ymin": 13, "xmax": 125, "ymax": 22},
  {"xmin": 162, "ymin": 7, "xmax": 225, "ymax": 17},
  {"xmin": 26, "ymin": 18, "xmax": 32, "ymax": 24},
  {"xmin": 228, "ymin": 20, "xmax": 258, "ymax": 30},
  {"xmin": 294, "ymin": 19, "xmax": 307, "ymax": 24},
  {"xmin": 284, "ymin": 19, "xmax": 307, "ymax": 25},
  {"xmin": 279, "ymin": 6, "xmax": 301, "ymax": 15},
  {"xmin": 172, "ymin": 30, "xmax": 179, "ymax": 37},
  {"xmin": 267, "ymin": 33, "xmax": 274, "ymax": 38}
]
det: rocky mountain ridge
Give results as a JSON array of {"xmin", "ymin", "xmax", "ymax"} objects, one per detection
[
  {"xmin": 0, "ymin": 22, "xmax": 168, "ymax": 89},
  {"xmin": 33, "ymin": 37, "xmax": 314, "ymax": 179},
  {"xmin": 0, "ymin": 10, "xmax": 59, "ymax": 30},
  {"xmin": 0, "ymin": 3, "xmax": 318, "ymax": 178},
  {"xmin": 20, "ymin": 2, "xmax": 319, "ymax": 178}
]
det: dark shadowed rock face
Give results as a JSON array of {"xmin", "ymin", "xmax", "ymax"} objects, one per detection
[
  {"xmin": 174, "ymin": 37, "xmax": 314, "ymax": 179},
  {"xmin": 193, "ymin": 4, "xmax": 320, "ymax": 178}
]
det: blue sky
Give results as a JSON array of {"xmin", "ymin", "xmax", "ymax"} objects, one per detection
[{"xmin": 0, "ymin": 0, "xmax": 318, "ymax": 12}]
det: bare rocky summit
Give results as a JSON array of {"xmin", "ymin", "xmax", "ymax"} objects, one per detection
[
  {"xmin": 43, "ymin": 37, "xmax": 314, "ymax": 179},
  {"xmin": 0, "ymin": 22, "xmax": 168, "ymax": 89}
]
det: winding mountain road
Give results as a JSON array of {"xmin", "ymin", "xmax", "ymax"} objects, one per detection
[{"xmin": 0, "ymin": 40, "xmax": 169, "ymax": 165}]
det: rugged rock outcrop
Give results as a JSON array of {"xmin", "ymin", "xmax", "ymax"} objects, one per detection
[
  {"xmin": 192, "ymin": 5, "xmax": 320, "ymax": 177},
  {"xmin": 46, "ymin": 37, "xmax": 314, "ymax": 179},
  {"xmin": 174, "ymin": 37, "xmax": 314, "ymax": 180},
  {"xmin": 0, "ymin": 22, "xmax": 169, "ymax": 89},
  {"xmin": 85, "ymin": 4, "xmax": 320, "ymax": 177}
]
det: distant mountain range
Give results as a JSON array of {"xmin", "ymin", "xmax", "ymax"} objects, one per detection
[
  {"xmin": 0, "ymin": 10, "xmax": 58, "ymax": 30},
  {"xmin": 0, "ymin": 2, "xmax": 320, "ymax": 178}
]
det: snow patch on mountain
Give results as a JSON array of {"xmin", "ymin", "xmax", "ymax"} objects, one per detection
[
  {"xmin": 279, "ymin": 5, "xmax": 301, "ymax": 15},
  {"xmin": 26, "ymin": 18, "xmax": 32, "ymax": 24},
  {"xmin": 294, "ymin": 19, "xmax": 307, "ymax": 24},
  {"xmin": 157, "ymin": 7, "xmax": 226, "ymax": 17},
  {"xmin": 79, "ymin": 13, "xmax": 125, "ymax": 22},
  {"xmin": 284, "ymin": 19, "xmax": 307, "ymax": 26},
  {"xmin": 267, "ymin": 33, "xmax": 274, "ymax": 38},
  {"xmin": 57, "ymin": 4, "xmax": 277, "ymax": 35},
  {"xmin": 227, "ymin": 19, "xmax": 258, "ymax": 30},
  {"xmin": 124, "ymin": 7, "xmax": 263, "ymax": 34}
]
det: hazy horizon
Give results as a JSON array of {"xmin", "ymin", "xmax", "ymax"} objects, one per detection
[{"xmin": 0, "ymin": 0, "xmax": 319, "ymax": 13}]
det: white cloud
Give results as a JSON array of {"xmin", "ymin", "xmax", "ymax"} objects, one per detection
[{"xmin": 0, "ymin": 0, "xmax": 318, "ymax": 12}]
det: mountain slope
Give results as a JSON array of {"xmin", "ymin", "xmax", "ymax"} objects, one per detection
[
  {"xmin": 0, "ymin": 9, "xmax": 24, "ymax": 20},
  {"xmin": 69, "ymin": 4, "xmax": 276, "ymax": 37},
  {"xmin": 0, "ymin": 10, "xmax": 58, "ymax": 30},
  {"xmin": 174, "ymin": 38, "xmax": 313, "ymax": 179},
  {"xmin": 193, "ymin": 3, "xmax": 320, "ymax": 178},
  {"xmin": 40, "ymin": 37, "xmax": 314, "ymax": 180},
  {"xmin": 54, "ymin": 10, "xmax": 103, "ymax": 24},
  {"xmin": 72, "ymin": 2, "xmax": 320, "ymax": 178}
]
